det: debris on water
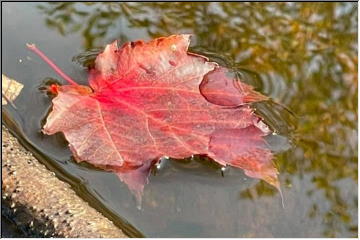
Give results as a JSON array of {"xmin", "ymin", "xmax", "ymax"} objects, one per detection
[
  {"xmin": 136, "ymin": 201, "xmax": 142, "ymax": 211},
  {"xmin": 220, "ymin": 166, "xmax": 228, "ymax": 177},
  {"xmin": 2, "ymin": 74, "xmax": 24, "ymax": 107}
]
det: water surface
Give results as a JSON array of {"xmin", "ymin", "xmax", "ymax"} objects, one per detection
[{"xmin": 2, "ymin": 2, "xmax": 357, "ymax": 237}]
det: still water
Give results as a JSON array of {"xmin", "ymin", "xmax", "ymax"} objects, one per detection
[{"xmin": 2, "ymin": 2, "xmax": 357, "ymax": 237}]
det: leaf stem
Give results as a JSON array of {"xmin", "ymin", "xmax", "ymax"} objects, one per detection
[{"xmin": 26, "ymin": 43, "xmax": 78, "ymax": 86}]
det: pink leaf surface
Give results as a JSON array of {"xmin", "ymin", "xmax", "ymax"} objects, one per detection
[
  {"xmin": 29, "ymin": 34, "xmax": 280, "ymax": 203},
  {"xmin": 200, "ymin": 67, "xmax": 268, "ymax": 106},
  {"xmin": 209, "ymin": 125, "xmax": 278, "ymax": 188}
]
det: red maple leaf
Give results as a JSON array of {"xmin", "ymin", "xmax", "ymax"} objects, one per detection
[{"xmin": 28, "ymin": 35, "xmax": 281, "ymax": 204}]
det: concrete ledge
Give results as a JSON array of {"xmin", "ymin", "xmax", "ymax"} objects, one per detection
[{"xmin": 2, "ymin": 125, "xmax": 127, "ymax": 238}]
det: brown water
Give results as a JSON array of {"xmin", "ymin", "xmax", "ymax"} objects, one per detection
[{"xmin": 2, "ymin": 2, "xmax": 357, "ymax": 237}]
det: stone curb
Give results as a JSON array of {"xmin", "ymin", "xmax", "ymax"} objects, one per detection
[{"xmin": 2, "ymin": 125, "xmax": 127, "ymax": 238}]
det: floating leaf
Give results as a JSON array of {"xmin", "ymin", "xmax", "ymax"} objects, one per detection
[{"xmin": 28, "ymin": 34, "xmax": 280, "ymax": 203}]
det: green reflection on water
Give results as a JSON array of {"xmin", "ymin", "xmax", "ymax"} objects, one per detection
[{"xmin": 37, "ymin": 2, "xmax": 357, "ymax": 237}]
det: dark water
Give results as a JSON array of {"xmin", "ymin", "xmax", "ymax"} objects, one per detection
[
  {"xmin": 2, "ymin": 216, "xmax": 27, "ymax": 237},
  {"xmin": 2, "ymin": 2, "xmax": 357, "ymax": 237}
]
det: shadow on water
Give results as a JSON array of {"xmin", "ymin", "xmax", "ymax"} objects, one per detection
[{"xmin": 2, "ymin": 2, "xmax": 357, "ymax": 237}]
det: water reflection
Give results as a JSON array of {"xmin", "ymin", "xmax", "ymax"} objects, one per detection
[{"xmin": 6, "ymin": 2, "xmax": 358, "ymax": 237}]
